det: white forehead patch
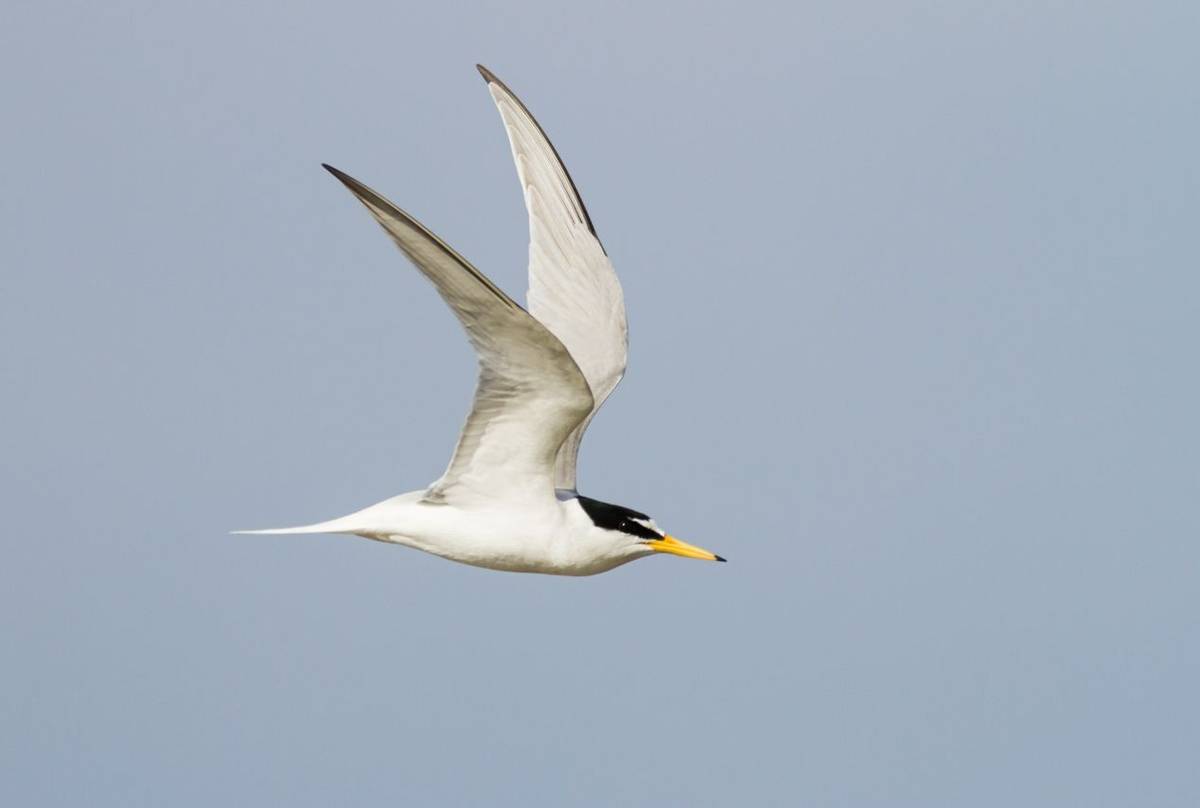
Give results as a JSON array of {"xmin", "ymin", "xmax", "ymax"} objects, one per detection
[{"xmin": 630, "ymin": 517, "xmax": 663, "ymax": 536}]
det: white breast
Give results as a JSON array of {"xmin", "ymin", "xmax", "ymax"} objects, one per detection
[{"xmin": 351, "ymin": 493, "xmax": 640, "ymax": 576}]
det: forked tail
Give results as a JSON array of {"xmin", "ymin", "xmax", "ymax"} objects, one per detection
[
  {"xmin": 231, "ymin": 515, "xmax": 361, "ymax": 536},
  {"xmin": 232, "ymin": 492, "xmax": 423, "ymax": 538}
]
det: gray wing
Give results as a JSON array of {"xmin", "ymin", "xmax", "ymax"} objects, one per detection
[
  {"xmin": 323, "ymin": 164, "xmax": 594, "ymax": 506},
  {"xmin": 476, "ymin": 66, "xmax": 629, "ymax": 492}
]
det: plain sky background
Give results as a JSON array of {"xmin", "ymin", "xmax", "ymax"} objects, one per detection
[{"xmin": 3, "ymin": 1, "xmax": 1198, "ymax": 805}]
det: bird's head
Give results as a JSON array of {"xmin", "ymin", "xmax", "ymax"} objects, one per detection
[{"xmin": 575, "ymin": 495, "xmax": 725, "ymax": 564}]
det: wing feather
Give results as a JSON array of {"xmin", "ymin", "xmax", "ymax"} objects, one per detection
[
  {"xmin": 323, "ymin": 164, "xmax": 594, "ymax": 505},
  {"xmin": 476, "ymin": 66, "xmax": 629, "ymax": 491}
]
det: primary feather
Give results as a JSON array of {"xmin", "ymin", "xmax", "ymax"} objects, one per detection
[
  {"xmin": 321, "ymin": 164, "xmax": 594, "ymax": 507},
  {"xmin": 477, "ymin": 66, "xmax": 629, "ymax": 492}
]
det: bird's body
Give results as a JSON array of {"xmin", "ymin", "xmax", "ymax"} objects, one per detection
[
  {"xmin": 258, "ymin": 492, "xmax": 655, "ymax": 576},
  {"xmin": 236, "ymin": 66, "xmax": 723, "ymax": 575}
]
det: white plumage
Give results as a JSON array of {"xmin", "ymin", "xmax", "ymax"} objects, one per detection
[
  {"xmin": 235, "ymin": 65, "xmax": 723, "ymax": 575},
  {"xmin": 483, "ymin": 66, "xmax": 629, "ymax": 491}
]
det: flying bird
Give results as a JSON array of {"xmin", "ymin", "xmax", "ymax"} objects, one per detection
[{"xmin": 236, "ymin": 65, "xmax": 724, "ymax": 575}]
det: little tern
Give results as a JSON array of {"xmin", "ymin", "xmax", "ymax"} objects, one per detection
[{"xmin": 236, "ymin": 65, "xmax": 725, "ymax": 575}]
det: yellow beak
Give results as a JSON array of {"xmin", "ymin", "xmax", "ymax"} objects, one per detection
[{"xmin": 646, "ymin": 535, "xmax": 726, "ymax": 563}]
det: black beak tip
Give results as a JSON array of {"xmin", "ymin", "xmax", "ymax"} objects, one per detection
[{"xmin": 714, "ymin": 555, "xmax": 727, "ymax": 563}]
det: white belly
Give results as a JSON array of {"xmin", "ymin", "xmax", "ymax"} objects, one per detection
[{"xmin": 341, "ymin": 491, "xmax": 635, "ymax": 576}]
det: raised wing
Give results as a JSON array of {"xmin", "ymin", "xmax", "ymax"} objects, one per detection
[
  {"xmin": 323, "ymin": 164, "xmax": 594, "ymax": 506},
  {"xmin": 477, "ymin": 65, "xmax": 629, "ymax": 492}
]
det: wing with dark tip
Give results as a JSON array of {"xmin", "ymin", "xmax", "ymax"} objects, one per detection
[
  {"xmin": 476, "ymin": 66, "xmax": 629, "ymax": 492},
  {"xmin": 322, "ymin": 164, "xmax": 594, "ymax": 505}
]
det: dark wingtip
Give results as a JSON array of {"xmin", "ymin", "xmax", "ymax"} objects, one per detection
[
  {"xmin": 321, "ymin": 163, "xmax": 359, "ymax": 190},
  {"xmin": 476, "ymin": 64, "xmax": 497, "ymax": 83},
  {"xmin": 715, "ymin": 555, "xmax": 727, "ymax": 563}
]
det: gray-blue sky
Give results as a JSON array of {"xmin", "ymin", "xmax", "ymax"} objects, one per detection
[{"xmin": 3, "ymin": 1, "xmax": 1198, "ymax": 805}]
